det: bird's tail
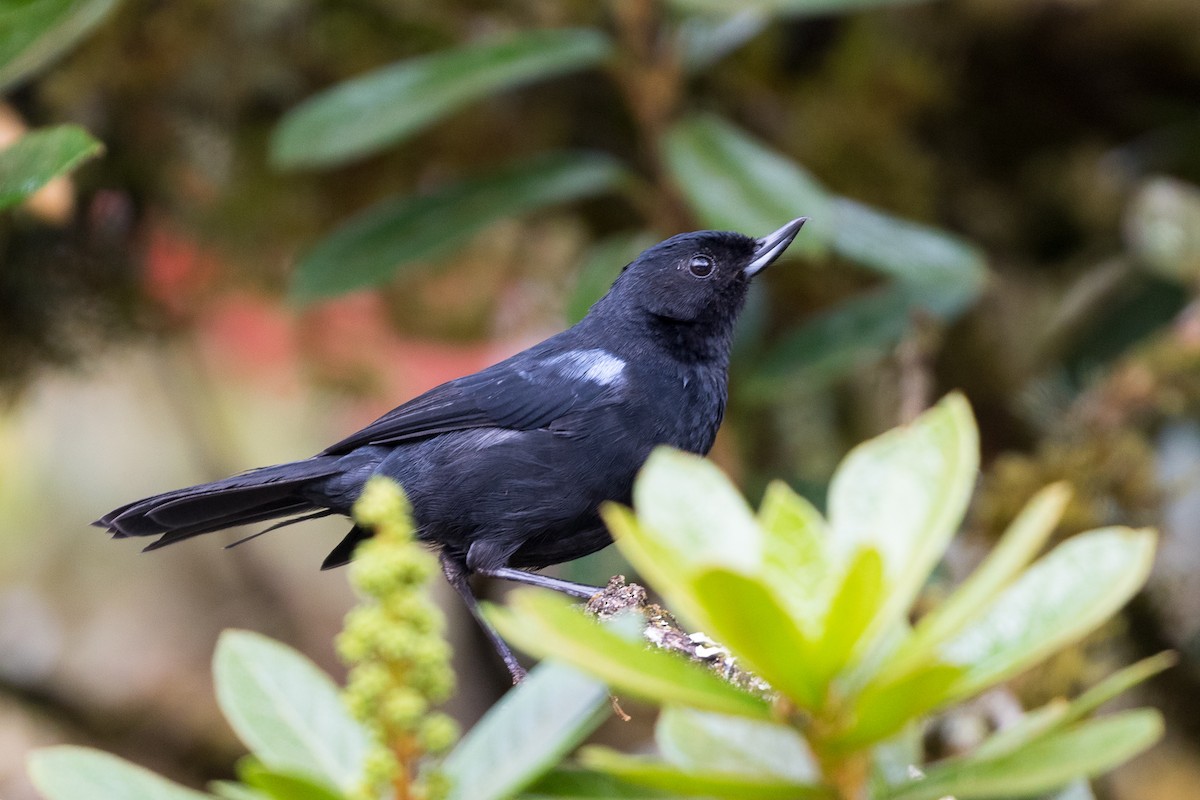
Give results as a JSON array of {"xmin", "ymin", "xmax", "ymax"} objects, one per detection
[{"xmin": 94, "ymin": 457, "xmax": 342, "ymax": 551}]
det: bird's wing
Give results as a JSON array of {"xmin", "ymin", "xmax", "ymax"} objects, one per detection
[{"xmin": 320, "ymin": 347, "xmax": 629, "ymax": 454}]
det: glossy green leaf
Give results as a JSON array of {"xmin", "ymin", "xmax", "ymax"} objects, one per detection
[
  {"xmin": 633, "ymin": 448, "xmax": 765, "ymax": 575},
  {"xmin": 940, "ymin": 528, "xmax": 1157, "ymax": 702},
  {"xmin": 444, "ymin": 661, "xmax": 610, "ymax": 800},
  {"xmin": 657, "ymin": 706, "xmax": 818, "ymax": 782},
  {"xmin": 663, "ymin": 114, "xmax": 831, "ymax": 255},
  {"xmin": 0, "ymin": 124, "xmax": 103, "ymax": 210},
  {"xmin": 829, "ymin": 197, "xmax": 988, "ymax": 318},
  {"xmin": 883, "ymin": 710, "xmax": 1163, "ymax": 800},
  {"xmin": 487, "ymin": 589, "xmax": 771, "ymax": 719},
  {"xmin": 580, "ymin": 747, "xmax": 833, "ymax": 799},
  {"xmin": 887, "ymin": 483, "xmax": 1071, "ymax": 678},
  {"xmin": 238, "ymin": 762, "xmax": 343, "ymax": 800},
  {"xmin": 28, "ymin": 746, "xmax": 214, "ymax": 800},
  {"xmin": 213, "ymin": 630, "xmax": 368, "ymax": 792},
  {"xmin": 290, "ymin": 151, "xmax": 625, "ymax": 302},
  {"xmin": 827, "ymin": 393, "xmax": 978, "ymax": 648},
  {"xmin": 0, "ymin": 0, "xmax": 117, "ymax": 92},
  {"xmin": 272, "ymin": 29, "xmax": 611, "ymax": 169},
  {"xmin": 566, "ymin": 231, "xmax": 656, "ymax": 324}
]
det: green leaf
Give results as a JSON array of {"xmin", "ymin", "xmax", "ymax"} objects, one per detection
[
  {"xmin": 811, "ymin": 546, "xmax": 885, "ymax": 682},
  {"xmin": 290, "ymin": 151, "xmax": 626, "ymax": 301},
  {"xmin": 0, "ymin": 124, "xmax": 103, "ymax": 210},
  {"xmin": 656, "ymin": 706, "xmax": 818, "ymax": 782},
  {"xmin": 757, "ymin": 480, "xmax": 837, "ymax": 635},
  {"xmin": 829, "ymin": 197, "xmax": 988, "ymax": 318},
  {"xmin": 566, "ymin": 231, "xmax": 656, "ymax": 324},
  {"xmin": 676, "ymin": 11, "xmax": 768, "ymax": 72},
  {"xmin": 686, "ymin": 567, "xmax": 823, "ymax": 709},
  {"xmin": 28, "ymin": 746, "xmax": 214, "ymax": 800},
  {"xmin": 522, "ymin": 767, "xmax": 670, "ymax": 798},
  {"xmin": 663, "ymin": 113, "xmax": 831, "ymax": 255},
  {"xmin": 213, "ymin": 630, "xmax": 368, "ymax": 792},
  {"xmin": 632, "ymin": 447, "xmax": 764, "ymax": 576},
  {"xmin": 940, "ymin": 528, "xmax": 1157, "ymax": 701},
  {"xmin": 0, "ymin": 0, "xmax": 117, "ymax": 93},
  {"xmin": 210, "ymin": 783, "xmax": 271, "ymax": 800},
  {"xmin": 487, "ymin": 590, "xmax": 771, "ymax": 719},
  {"xmin": 975, "ymin": 651, "xmax": 1177, "ymax": 759},
  {"xmin": 887, "ymin": 483, "xmax": 1071, "ymax": 678},
  {"xmin": 238, "ymin": 762, "xmax": 343, "ymax": 800},
  {"xmin": 668, "ymin": 0, "xmax": 929, "ymax": 15},
  {"xmin": 579, "ymin": 747, "xmax": 833, "ymax": 799},
  {"xmin": 883, "ymin": 710, "xmax": 1163, "ymax": 800},
  {"xmin": 832, "ymin": 663, "xmax": 963, "ymax": 748},
  {"xmin": 444, "ymin": 661, "xmax": 610, "ymax": 800},
  {"xmin": 271, "ymin": 29, "xmax": 611, "ymax": 169},
  {"xmin": 826, "ymin": 393, "xmax": 978, "ymax": 650},
  {"xmin": 747, "ymin": 285, "xmax": 915, "ymax": 395}
]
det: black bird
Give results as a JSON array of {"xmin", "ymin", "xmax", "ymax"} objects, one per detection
[{"xmin": 96, "ymin": 218, "xmax": 807, "ymax": 679}]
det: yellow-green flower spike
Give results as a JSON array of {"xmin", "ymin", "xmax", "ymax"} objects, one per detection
[{"xmin": 340, "ymin": 477, "xmax": 458, "ymax": 800}]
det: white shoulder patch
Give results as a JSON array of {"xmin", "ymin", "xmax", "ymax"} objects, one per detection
[{"xmin": 550, "ymin": 349, "xmax": 626, "ymax": 386}]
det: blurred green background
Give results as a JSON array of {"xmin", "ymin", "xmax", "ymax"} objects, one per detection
[{"xmin": 2, "ymin": 0, "xmax": 1200, "ymax": 797}]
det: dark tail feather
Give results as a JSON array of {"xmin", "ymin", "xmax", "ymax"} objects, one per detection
[
  {"xmin": 96, "ymin": 458, "xmax": 341, "ymax": 550},
  {"xmin": 321, "ymin": 525, "xmax": 372, "ymax": 570}
]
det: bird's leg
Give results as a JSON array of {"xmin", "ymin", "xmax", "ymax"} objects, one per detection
[
  {"xmin": 439, "ymin": 553, "xmax": 527, "ymax": 683},
  {"xmin": 477, "ymin": 566, "xmax": 601, "ymax": 599}
]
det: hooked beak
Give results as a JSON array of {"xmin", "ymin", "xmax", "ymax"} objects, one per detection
[{"xmin": 745, "ymin": 217, "xmax": 808, "ymax": 277}]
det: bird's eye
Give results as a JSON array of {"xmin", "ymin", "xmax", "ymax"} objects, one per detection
[{"xmin": 688, "ymin": 254, "xmax": 715, "ymax": 278}]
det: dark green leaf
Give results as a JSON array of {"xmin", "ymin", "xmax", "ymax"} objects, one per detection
[
  {"xmin": 668, "ymin": 0, "xmax": 929, "ymax": 14},
  {"xmin": 28, "ymin": 746, "xmax": 214, "ymax": 800},
  {"xmin": 566, "ymin": 232, "xmax": 656, "ymax": 324},
  {"xmin": 883, "ymin": 710, "xmax": 1163, "ymax": 800},
  {"xmin": 0, "ymin": 0, "xmax": 117, "ymax": 92},
  {"xmin": 213, "ymin": 630, "xmax": 368, "ymax": 792},
  {"xmin": 747, "ymin": 284, "xmax": 915, "ymax": 395},
  {"xmin": 444, "ymin": 661, "xmax": 610, "ymax": 800},
  {"xmin": 290, "ymin": 151, "xmax": 626, "ymax": 302},
  {"xmin": 487, "ymin": 590, "xmax": 772, "ymax": 719},
  {"xmin": 656, "ymin": 707, "xmax": 818, "ymax": 781},
  {"xmin": 663, "ymin": 114, "xmax": 831, "ymax": 255},
  {"xmin": 580, "ymin": 747, "xmax": 833, "ymax": 799},
  {"xmin": 272, "ymin": 29, "xmax": 611, "ymax": 169},
  {"xmin": 0, "ymin": 124, "xmax": 103, "ymax": 210},
  {"xmin": 829, "ymin": 197, "xmax": 987, "ymax": 318},
  {"xmin": 677, "ymin": 11, "xmax": 768, "ymax": 72}
]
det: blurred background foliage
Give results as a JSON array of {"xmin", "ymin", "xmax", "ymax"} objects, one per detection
[{"xmin": 2, "ymin": 0, "xmax": 1200, "ymax": 797}]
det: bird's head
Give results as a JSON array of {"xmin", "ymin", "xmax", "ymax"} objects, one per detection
[{"xmin": 601, "ymin": 218, "xmax": 807, "ymax": 328}]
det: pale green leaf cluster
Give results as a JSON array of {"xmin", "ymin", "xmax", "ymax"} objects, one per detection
[{"xmin": 496, "ymin": 394, "xmax": 1165, "ymax": 799}]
